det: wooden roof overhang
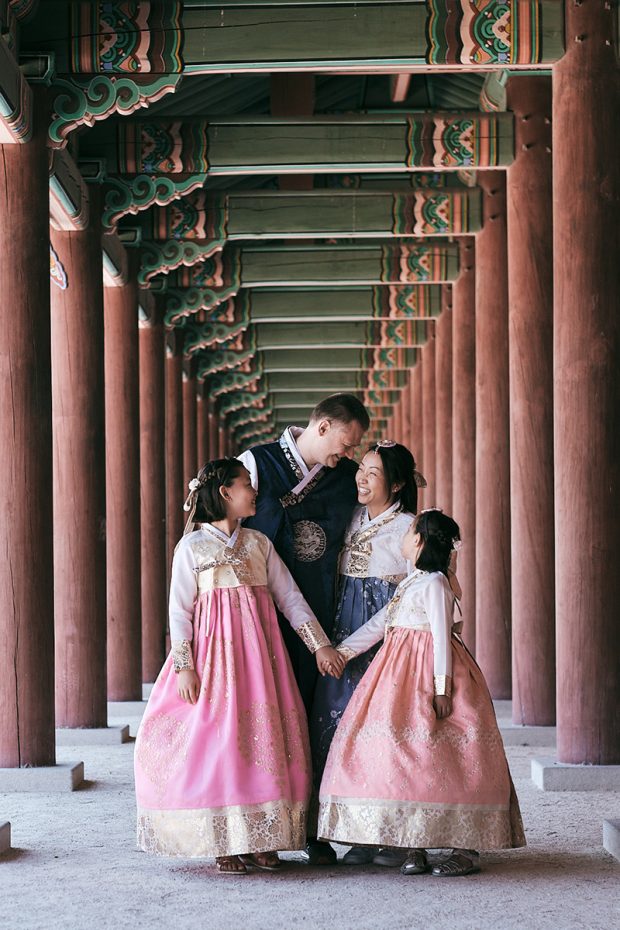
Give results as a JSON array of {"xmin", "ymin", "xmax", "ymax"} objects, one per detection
[{"xmin": 0, "ymin": 0, "xmax": 566, "ymax": 444}]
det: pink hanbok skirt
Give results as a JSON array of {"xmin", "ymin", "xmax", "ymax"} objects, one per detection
[
  {"xmin": 318, "ymin": 627, "xmax": 525, "ymax": 851},
  {"xmin": 135, "ymin": 585, "xmax": 311, "ymax": 858}
]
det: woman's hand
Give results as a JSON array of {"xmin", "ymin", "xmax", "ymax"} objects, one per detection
[
  {"xmin": 176, "ymin": 669, "xmax": 201, "ymax": 704},
  {"xmin": 315, "ymin": 646, "xmax": 346, "ymax": 679},
  {"xmin": 433, "ymin": 695, "xmax": 452, "ymax": 719}
]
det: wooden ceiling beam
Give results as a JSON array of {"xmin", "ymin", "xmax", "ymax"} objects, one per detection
[
  {"xmin": 52, "ymin": 2, "xmax": 562, "ymax": 75},
  {"xmin": 88, "ymin": 113, "xmax": 514, "ymax": 176}
]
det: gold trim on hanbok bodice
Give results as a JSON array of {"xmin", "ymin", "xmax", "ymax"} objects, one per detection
[
  {"xmin": 190, "ymin": 525, "xmax": 270, "ymax": 591},
  {"xmin": 339, "ymin": 504, "xmax": 414, "ymax": 582}
]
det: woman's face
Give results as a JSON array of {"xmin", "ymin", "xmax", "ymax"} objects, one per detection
[
  {"xmin": 355, "ymin": 451, "xmax": 392, "ymax": 513},
  {"xmin": 220, "ymin": 467, "xmax": 257, "ymax": 519},
  {"xmin": 401, "ymin": 524, "xmax": 422, "ymax": 562}
]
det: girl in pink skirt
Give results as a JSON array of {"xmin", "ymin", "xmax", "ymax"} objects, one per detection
[
  {"xmin": 317, "ymin": 509, "xmax": 525, "ymax": 876},
  {"xmin": 135, "ymin": 458, "xmax": 344, "ymax": 874}
]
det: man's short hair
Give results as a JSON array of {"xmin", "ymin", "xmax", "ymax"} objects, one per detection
[{"xmin": 309, "ymin": 393, "xmax": 370, "ymax": 431}]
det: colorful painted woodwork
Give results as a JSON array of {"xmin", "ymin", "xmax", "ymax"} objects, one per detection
[
  {"xmin": 70, "ymin": 2, "xmax": 183, "ymax": 74},
  {"xmin": 181, "ymin": 300, "xmax": 250, "ymax": 355},
  {"xmin": 392, "ymin": 190, "xmax": 477, "ymax": 236},
  {"xmin": 50, "ymin": 245, "xmax": 67, "ymax": 290},
  {"xmin": 255, "ymin": 320, "xmax": 427, "ymax": 350},
  {"xmin": 0, "ymin": 29, "xmax": 32, "ymax": 142},
  {"xmin": 49, "ymin": 74, "xmax": 181, "ymax": 148},
  {"xmin": 164, "ymin": 284, "xmax": 240, "ymax": 326},
  {"xmin": 105, "ymin": 114, "xmax": 511, "ymax": 176},
  {"xmin": 139, "ymin": 238, "xmax": 225, "ymax": 285},
  {"xmin": 49, "ymin": 149, "xmax": 90, "ymax": 231},
  {"xmin": 128, "ymin": 190, "xmax": 479, "ymax": 242},
  {"xmin": 426, "ymin": 0, "xmax": 545, "ymax": 66},
  {"xmin": 406, "ymin": 114, "xmax": 508, "ymax": 168},
  {"xmin": 207, "ymin": 367, "xmax": 263, "ymax": 397},
  {"xmin": 118, "ymin": 121, "xmax": 208, "ymax": 173},
  {"xmin": 102, "ymin": 174, "xmax": 207, "ymax": 229},
  {"xmin": 219, "ymin": 390, "xmax": 269, "ymax": 416},
  {"xmin": 152, "ymin": 191, "xmax": 228, "ymax": 241}
]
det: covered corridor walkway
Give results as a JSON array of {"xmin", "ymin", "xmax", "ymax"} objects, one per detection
[
  {"xmin": 0, "ymin": 2, "xmax": 619, "ymax": 925},
  {"xmin": 1, "ymin": 701, "xmax": 618, "ymax": 930}
]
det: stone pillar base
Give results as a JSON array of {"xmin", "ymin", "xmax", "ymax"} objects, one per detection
[
  {"xmin": 0, "ymin": 763, "xmax": 84, "ymax": 792},
  {"xmin": 603, "ymin": 820, "xmax": 620, "ymax": 861},
  {"xmin": 142, "ymin": 683, "xmax": 154, "ymax": 700},
  {"xmin": 500, "ymin": 725, "xmax": 556, "ymax": 748},
  {"xmin": 0, "ymin": 822, "xmax": 11, "ymax": 854},
  {"xmin": 532, "ymin": 758, "xmax": 620, "ymax": 791},
  {"xmin": 55, "ymin": 725, "xmax": 129, "ymax": 746},
  {"xmin": 108, "ymin": 701, "xmax": 147, "ymax": 736}
]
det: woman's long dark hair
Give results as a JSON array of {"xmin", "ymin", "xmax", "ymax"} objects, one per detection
[
  {"xmin": 414, "ymin": 509, "xmax": 461, "ymax": 576},
  {"xmin": 367, "ymin": 442, "xmax": 419, "ymax": 514},
  {"xmin": 194, "ymin": 458, "xmax": 246, "ymax": 522}
]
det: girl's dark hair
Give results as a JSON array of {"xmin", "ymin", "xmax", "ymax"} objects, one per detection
[
  {"xmin": 367, "ymin": 442, "xmax": 419, "ymax": 514},
  {"xmin": 414, "ymin": 509, "xmax": 461, "ymax": 576},
  {"xmin": 193, "ymin": 458, "xmax": 247, "ymax": 522}
]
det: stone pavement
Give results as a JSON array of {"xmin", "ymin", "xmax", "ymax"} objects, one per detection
[{"xmin": 0, "ymin": 706, "xmax": 618, "ymax": 930}]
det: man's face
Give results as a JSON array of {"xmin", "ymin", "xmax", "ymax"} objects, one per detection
[{"xmin": 316, "ymin": 419, "xmax": 366, "ymax": 468}]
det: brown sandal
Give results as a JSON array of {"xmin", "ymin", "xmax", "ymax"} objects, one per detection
[
  {"xmin": 215, "ymin": 855, "xmax": 248, "ymax": 874},
  {"xmin": 239, "ymin": 851, "xmax": 281, "ymax": 872}
]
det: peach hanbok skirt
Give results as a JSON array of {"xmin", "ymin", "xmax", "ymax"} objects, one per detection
[
  {"xmin": 318, "ymin": 627, "xmax": 525, "ymax": 851},
  {"xmin": 135, "ymin": 585, "xmax": 311, "ymax": 858}
]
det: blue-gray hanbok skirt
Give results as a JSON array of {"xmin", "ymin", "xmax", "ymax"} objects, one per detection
[{"xmin": 309, "ymin": 575, "xmax": 397, "ymax": 813}]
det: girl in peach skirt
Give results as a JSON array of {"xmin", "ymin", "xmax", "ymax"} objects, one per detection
[
  {"xmin": 134, "ymin": 458, "xmax": 344, "ymax": 874},
  {"xmin": 317, "ymin": 509, "xmax": 525, "ymax": 876}
]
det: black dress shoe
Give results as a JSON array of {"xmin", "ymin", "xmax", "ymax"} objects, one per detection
[{"xmin": 302, "ymin": 840, "xmax": 338, "ymax": 865}]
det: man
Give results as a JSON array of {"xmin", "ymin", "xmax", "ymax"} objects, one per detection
[{"xmin": 239, "ymin": 393, "xmax": 369, "ymax": 864}]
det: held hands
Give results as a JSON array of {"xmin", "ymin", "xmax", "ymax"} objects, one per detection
[
  {"xmin": 433, "ymin": 695, "xmax": 452, "ymax": 719},
  {"xmin": 315, "ymin": 646, "xmax": 347, "ymax": 679},
  {"xmin": 177, "ymin": 669, "xmax": 201, "ymax": 704}
]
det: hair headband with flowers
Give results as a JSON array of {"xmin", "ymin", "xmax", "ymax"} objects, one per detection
[
  {"xmin": 183, "ymin": 476, "xmax": 203, "ymax": 535},
  {"xmin": 417, "ymin": 508, "xmax": 462, "ymax": 551},
  {"xmin": 371, "ymin": 439, "xmax": 428, "ymax": 489}
]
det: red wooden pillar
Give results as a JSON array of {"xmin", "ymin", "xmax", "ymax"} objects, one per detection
[
  {"xmin": 104, "ymin": 274, "xmax": 142, "ymax": 701},
  {"xmin": 182, "ymin": 361, "xmax": 198, "ymax": 485},
  {"xmin": 553, "ymin": 2, "xmax": 620, "ymax": 763},
  {"xmin": 401, "ymin": 372, "xmax": 412, "ymax": 451},
  {"xmin": 139, "ymin": 299, "xmax": 167, "ymax": 683},
  {"xmin": 389, "ymin": 410, "xmax": 397, "ymax": 444},
  {"xmin": 208, "ymin": 397, "xmax": 218, "ymax": 463},
  {"xmin": 507, "ymin": 76, "xmax": 555, "ymax": 726},
  {"xmin": 435, "ymin": 285, "xmax": 453, "ymax": 513},
  {"xmin": 51, "ymin": 200, "xmax": 107, "ymax": 727},
  {"xmin": 452, "ymin": 239, "xmax": 476, "ymax": 655},
  {"xmin": 165, "ymin": 332, "xmax": 184, "ymax": 581},
  {"xmin": 218, "ymin": 425, "xmax": 227, "ymax": 459},
  {"xmin": 475, "ymin": 171, "xmax": 511, "ymax": 699},
  {"xmin": 421, "ymin": 334, "xmax": 436, "ymax": 505},
  {"xmin": 387, "ymin": 413, "xmax": 395, "ymax": 443},
  {"xmin": 410, "ymin": 360, "xmax": 424, "ymax": 505},
  {"xmin": 0, "ymin": 103, "xmax": 55, "ymax": 766},
  {"xmin": 197, "ymin": 383, "xmax": 209, "ymax": 467}
]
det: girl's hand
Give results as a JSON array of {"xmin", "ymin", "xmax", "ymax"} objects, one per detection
[
  {"xmin": 433, "ymin": 695, "xmax": 452, "ymax": 719},
  {"xmin": 315, "ymin": 646, "xmax": 346, "ymax": 679},
  {"xmin": 177, "ymin": 669, "xmax": 201, "ymax": 704}
]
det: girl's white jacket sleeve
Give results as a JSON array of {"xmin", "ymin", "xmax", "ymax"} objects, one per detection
[
  {"xmin": 168, "ymin": 540, "xmax": 197, "ymax": 670},
  {"xmin": 335, "ymin": 601, "xmax": 390, "ymax": 659},
  {"xmin": 265, "ymin": 538, "xmax": 330, "ymax": 653},
  {"xmin": 424, "ymin": 573, "xmax": 455, "ymax": 695}
]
